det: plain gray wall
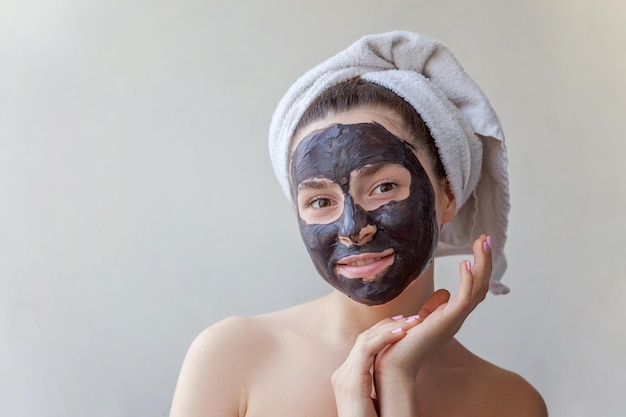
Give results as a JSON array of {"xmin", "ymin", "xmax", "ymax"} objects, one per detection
[{"xmin": 1, "ymin": 1, "xmax": 625, "ymax": 416}]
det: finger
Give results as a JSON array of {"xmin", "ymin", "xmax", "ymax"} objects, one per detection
[
  {"xmin": 453, "ymin": 257, "xmax": 475, "ymax": 309},
  {"xmin": 453, "ymin": 235, "xmax": 491, "ymax": 311},
  {"xmin": 469, "ymin": 234, "xmax": 492, "ymax": 302},
  {"xmin": 344, "ymin": 318, "xmax": 411, "ymax": 372}
]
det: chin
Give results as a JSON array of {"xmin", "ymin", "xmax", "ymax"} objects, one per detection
[{"xmin": 348, "ymin": 283, "xmax": 409, "ymax": 306}]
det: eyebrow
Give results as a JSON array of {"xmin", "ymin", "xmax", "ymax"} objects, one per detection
[
  {"xmin": 297, "ymin": 178, "xmax": 335, "ymax": 190},
  {"xmin": 355, "ymin": 163, "xmax": 389, "ymax": 178}
]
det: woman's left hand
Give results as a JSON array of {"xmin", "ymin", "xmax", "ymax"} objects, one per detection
[{"xmin": 374, "ymin": 235, "xmax": 493, "ymax": 382}]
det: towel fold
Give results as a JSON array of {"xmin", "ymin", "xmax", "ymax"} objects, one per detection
[{"xmin": 269, "ymin": 31, "xmax": 510, "ymax": 294}]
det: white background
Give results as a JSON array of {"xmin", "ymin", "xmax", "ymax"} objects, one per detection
[{"xmin": 1, "ymin": 1, "xmax": 625, "ymax": 416}]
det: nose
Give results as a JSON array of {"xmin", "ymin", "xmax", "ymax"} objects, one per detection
[{"xmin": 338, "ymin": 195, "xmax": 376, "ymax": 247}]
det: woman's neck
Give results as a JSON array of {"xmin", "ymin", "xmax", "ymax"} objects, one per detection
[{"xmin": 320, "ymin": 263, "xmax": 436, "ymax": 344}]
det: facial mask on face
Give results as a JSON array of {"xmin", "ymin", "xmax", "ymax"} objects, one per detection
[{"xmin": 291, "ymin": 123, "xmax": 438, "ymax": 305}]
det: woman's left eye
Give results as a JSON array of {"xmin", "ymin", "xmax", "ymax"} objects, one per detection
[{"xmin": 372, "ymin": 182, "xmax": 397, "ymax": 195}]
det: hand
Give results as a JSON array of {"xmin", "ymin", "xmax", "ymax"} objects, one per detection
[
  {"xmin": 331, "ymin": 315, "xmax": 422, "ymax": 417},
  {"xmin": 374, "ymin": 234, "xmax": 493, "ymax": 380}
]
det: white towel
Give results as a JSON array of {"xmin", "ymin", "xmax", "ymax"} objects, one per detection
[{"xmin": 269, "ymin": 31, "xmax": 510, "ymax": 294}]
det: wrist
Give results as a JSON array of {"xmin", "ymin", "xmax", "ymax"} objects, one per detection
[
  {"xmin": 374, "ymin": 360, "xmax": 422, "ymax": 383},
  {"xmin": 374, "ymin": 374, "xmax": 419, "ymax": 417},
  {"xmin": 374, "ymin": 368, "xmax": 417, "ymax": 388}
]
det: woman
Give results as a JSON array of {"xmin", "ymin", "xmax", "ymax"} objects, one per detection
[{"xmin": 170, "ymin": 31, "xmax": 547, "ymax": 417}]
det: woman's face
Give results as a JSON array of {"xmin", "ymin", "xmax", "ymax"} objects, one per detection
[{"xmin": 290, "ymin": 107, "xmax": 453, "ymax": 306}]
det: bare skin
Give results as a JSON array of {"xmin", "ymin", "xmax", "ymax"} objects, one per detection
[
  {"xmin": 169, "ymin": 108, "xmax": 547, "ymax": 417},
  {"xmin": 170, "ymin": 260, "xmax": 546, "ymax": 417}
]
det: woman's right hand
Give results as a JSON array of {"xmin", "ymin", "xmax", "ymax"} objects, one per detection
[{"xmin": 331, "ymin": 315, "xmax": 422, "ymax": 417}]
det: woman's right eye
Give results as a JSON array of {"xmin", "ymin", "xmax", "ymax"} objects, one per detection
[{"xmin": 309, "ymin": 197, "xmax": 333, "ymax": 209}]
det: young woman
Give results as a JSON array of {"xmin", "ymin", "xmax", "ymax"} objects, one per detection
[{"xmin": 169, "ymin": 31, "xmax": 547, "ymax": 417}]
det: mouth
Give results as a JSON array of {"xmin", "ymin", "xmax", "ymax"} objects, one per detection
[{"xmin": 335, "ymin": 249, "xmax": 395, "ymax": 280}]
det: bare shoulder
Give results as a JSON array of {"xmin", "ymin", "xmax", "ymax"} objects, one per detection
[
  {"xmin": 169, "ymin": 302, "xmax": 320, "ymax": 417},
  {"xmin": 192, "ymin": 315, "xmax": 276, "ymax": 354},
  {"xmin": 425, "ymin": 340, "xmax": 547, "ymax": 417},
  {"xmin": 476, "ymin": 360, "xmax": 547, "ymax": 417},
  {"xmin": 459, "ymin": 345, "xmax": 547, "ymax": 417},
  {"xmin": 169, "ymin": 315, "xmax": 279, "ymax": 417},
  {"xmin": 180, "ymin": 314, "xmax": 285, "ymax": 380}
]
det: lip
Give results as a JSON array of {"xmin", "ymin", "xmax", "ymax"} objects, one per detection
[{"xmin": 335, "ymin": 249, "xmax": 395, "ymax": 280}]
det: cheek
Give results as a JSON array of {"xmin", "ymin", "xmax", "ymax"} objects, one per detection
[
  {"xmin": 299, "ymin": 221, "xmax": 337, "ymax": 250},
  {"xmin": 371, "ymin": 201, "xmax": 416, "ymax": 237},
  {"xmin": 298, "ymin": 221, "xmax": 340, "ymax": 275}
]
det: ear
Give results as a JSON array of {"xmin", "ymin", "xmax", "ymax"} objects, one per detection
[{"xmin": 440, "ymin": 181, "xmax": 456, "ymax": 225}]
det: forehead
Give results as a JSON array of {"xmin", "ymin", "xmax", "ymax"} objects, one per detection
[
  {"xmin": 291, "ymin": 106, "xmax": 410, "ymax": 154},
  {"xmin": 296, "ymin": 122, "xmax": 412, "ymax": 168},
  {"xmin": 291, "ymin": 123, "xmax": 419, "ymax": 190}
]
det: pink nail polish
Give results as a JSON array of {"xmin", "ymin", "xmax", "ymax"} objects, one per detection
[
  {"xmin": 392, "ymin": 314, "xmax": 404, "ymax": 320},
  {"xmin": 466, "ymin": 261, "xmax": 472, "ymax": 271},
  {"xmin": 391, "ymin": 327, "xmax": 403, "ymax": 334},
  {"xmin": 486, "ymin": 235, "xmax": 492, "ymax": 249},
  {"xmin": 405, "ymin": 315, "xmax": 420, "ymax": 323},
  {"xmin": 483, "ymin": 241, "xmax": 489, "ymax": 253}
]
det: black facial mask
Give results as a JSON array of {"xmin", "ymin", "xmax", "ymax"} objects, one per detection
[{"xmin": 291, "ymin": 123, "xmax": 438, "ymax": 305}]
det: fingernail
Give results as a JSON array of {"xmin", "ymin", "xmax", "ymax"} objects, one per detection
[
  {"xmin": 483, "ymin": 241, "xmax": 489, "ymax": 253},
  {"xmin": 392, "ymin": 314, "xmax": 404, "ymax": 320},
  {"xmin": 486, "ymin": 235, "xmax": 492, "ymax": 249},
  {"xmin": 391, "ymin": 327, "xmax": 403, "ymax": 334},
  {"xmin": 466, "ymin": 260, "xmax": 472, "ymax": 271},
  {"xmin": 405, "ymin": 315, "xmax": 420, "ymax": 323}
]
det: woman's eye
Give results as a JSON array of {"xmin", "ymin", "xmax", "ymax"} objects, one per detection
[
  {"xmin": 310, "ymin": 197, "xmax": 333, "ymax": 209},
  {"xmin": 372, "ymin": 182, "xmax": 397, "ymax": 195}
]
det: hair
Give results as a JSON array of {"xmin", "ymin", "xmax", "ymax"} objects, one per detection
[{"xmin": 294, "ymin": 77, "xmax": 446, "ymax": 181}]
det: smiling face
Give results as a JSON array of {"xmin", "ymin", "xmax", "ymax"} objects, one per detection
[{"xmin": 290, "ymin": 119, "xmax": 440, "ymax": 306}]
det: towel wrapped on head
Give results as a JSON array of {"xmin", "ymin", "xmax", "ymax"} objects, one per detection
[{"xmin": 269, "ymin": 31, "xmax": 510, "ymax": 294}]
